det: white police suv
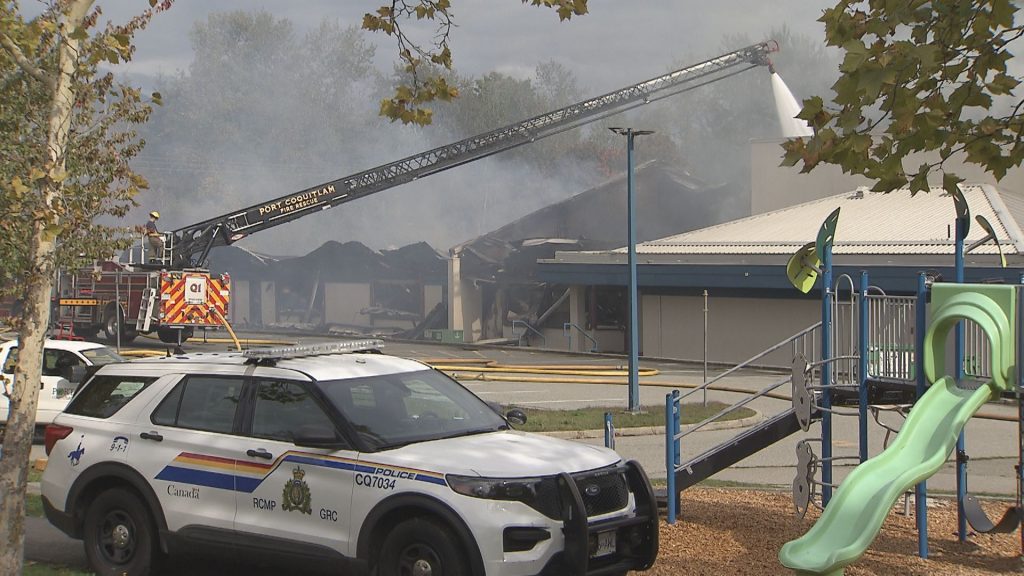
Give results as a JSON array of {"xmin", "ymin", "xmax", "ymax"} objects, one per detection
[
  {"xmin": 0, "ymin": 338, "xmax": 123, "ymax": 428},
  {"xmin": 41, "ymin": 340, "xmax": 658, "ymax": 576}
]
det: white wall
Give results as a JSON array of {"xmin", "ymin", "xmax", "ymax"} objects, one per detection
[
  {"xmin": 260, "ymin": 281, "xmax": 276, "ymax": 325},
  {"xmin": 642, "ymin": 293, "xmax": 820, "ymax": 366},
  {"xmin": 231, "ymin": 279, "xmax": 249, "ymax": 325},
  {"xmin": 424, "ymin": 284, "xmax": 443, "ymax": 315},
  {"xmin": 324, "ymin": 283, "xmax": 370, "ymax": 326}
]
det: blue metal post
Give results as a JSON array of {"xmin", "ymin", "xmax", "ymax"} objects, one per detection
[
  {"xmin": 955, "ymin": 216, "xmax": 968, "ymax": 541},
  {"xmin": 626, "ymin": 131, "xmax": 641, "ymax": 412},
  {"xmin": 915, "ymin": 272, "xmax": 929, "ymax": 558},
  {"xmin": 821, "ymin": 246, "xmax": 834, "ymax": 505},
  {"xmin": 604, "ymin": 412, "xmax": 615, "ymax": 449},
  {"xmin": 858, "ymin": 271, "xmax": 869, "ymax": 463},
  {"xmin": 665, "ymin": 390, "xmax": 679, "ymax": 524},
  {"xmin": 674, "ymin": 390, "xmax": 681, "ymax": 466}
]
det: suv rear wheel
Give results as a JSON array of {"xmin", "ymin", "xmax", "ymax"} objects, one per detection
[
  {"xmin": 379, "ymin": 517, "xmax": 468, "ymax": 576},
  {"xmin": 83, "ymin": 488, "xmax": 156, "ymax": 576}
]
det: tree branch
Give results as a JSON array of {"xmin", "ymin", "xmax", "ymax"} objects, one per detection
[{"xmin": 0, "ymin": 31, "xmax": 55, "ymax": 91}]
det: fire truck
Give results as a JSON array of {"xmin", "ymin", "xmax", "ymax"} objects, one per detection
[
  {"xmin": 55, "ymin": 261, "xmax": 230, "ymax": 344},
  {"xmin": 54, "ymin": 41, "xmax": 777, "ymax": 344}
]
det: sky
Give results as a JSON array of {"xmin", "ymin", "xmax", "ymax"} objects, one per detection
[{"xmin": 80, "ymin": 0, "xmax": 835, "ymax": 95}]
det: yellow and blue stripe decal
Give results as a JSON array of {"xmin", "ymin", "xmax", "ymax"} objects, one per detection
[{"xmin": 155, "ymin": 451, "xmax": 447, "ymax": 492}]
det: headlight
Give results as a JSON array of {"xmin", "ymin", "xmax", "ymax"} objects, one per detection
[{"xmin": 447, "ymin": 474, "xmax": 561, "ymax": 519}]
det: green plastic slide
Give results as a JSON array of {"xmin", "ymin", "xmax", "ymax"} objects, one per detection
[{"xmin": 778, "ymin": 376, "xmax": 996, "ymax": 576}]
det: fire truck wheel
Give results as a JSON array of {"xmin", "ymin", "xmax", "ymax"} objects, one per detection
[{"xmin": 103, "ymin": 304, "xmax": 137, "ymax": 343}]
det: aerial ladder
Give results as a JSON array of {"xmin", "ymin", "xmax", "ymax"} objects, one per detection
[
  {"xmin": 163, "ymin": 40, "xmax": 777, "ymax": 270},
  {"xmin": 56, "ymin": 40, "xmax": 777, "ymax": 344}
]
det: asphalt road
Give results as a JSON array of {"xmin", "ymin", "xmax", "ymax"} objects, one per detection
[{"xmin": 21, "ymin": 330, "xmax": 1024, "ymax": 572}]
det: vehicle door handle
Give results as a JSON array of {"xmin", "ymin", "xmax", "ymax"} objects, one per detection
[
  {"xmin": 140, "ymin": 431, "xmax": 163, "ymax": 442},
  {"xmin": 246, "ymin": 449, "xmax": 273, "ymax": 460}
]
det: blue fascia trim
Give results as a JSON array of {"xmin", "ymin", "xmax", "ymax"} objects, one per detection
[{"xmin": 537, "ymin": 263, "xmax": 1018, "ymax": 294}]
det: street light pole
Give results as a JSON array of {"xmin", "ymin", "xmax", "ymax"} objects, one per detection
[{"xmin": 609, "ymin": 127, "xmax": 654, "ymax": 413}]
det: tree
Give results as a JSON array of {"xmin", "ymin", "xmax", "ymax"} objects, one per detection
[
  {"xmin": 429, "ymin": 63, "xmax": 595, "ymax": 175},
  {"xmin": 364, "ymin": 0, "xmax": 589, "ymax": 124},
  {"xmin": 138, "ymin": 11, "xmax": 384, "ymax": 255},
  {"xmin": 0, "ymin": 1, "xmax": 167, "ymax": 571},
  {"xmin": 782, "ymin": 0, "xmax": 1023, "ymax": 196}
]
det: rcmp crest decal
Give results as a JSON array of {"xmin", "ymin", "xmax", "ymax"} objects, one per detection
[{"xmin": 281, "ymin": 466, "xmax": 312, "ymax": 515}]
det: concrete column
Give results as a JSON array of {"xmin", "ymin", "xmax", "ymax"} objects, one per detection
[
  {"xmin": 259, "ymin": 281, "xmax": 276, "ymax": 326},
  {"xmin": 448, "ymin": 249, "xmax": 482, "ymax": 342},
  {"xmin": 568, "ymin": 285, "xmax": 588, "ymax": 352}
]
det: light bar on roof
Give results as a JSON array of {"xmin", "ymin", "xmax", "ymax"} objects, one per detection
[{"xmin": 242, "ymin": 339, "xmax": 384, "ymax": 361}]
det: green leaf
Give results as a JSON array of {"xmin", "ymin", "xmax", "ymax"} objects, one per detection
[
  {"xmin": 942, "ymin": 173, "xmax": 964, "ymax": 197},
  {"xmin": 908, "ymin": 166, "xmax": 930, "ymax": 194},
  {"xmin": 990, "ymin": 0, "xmax": 1015, "ymax": 27},
  {"xmin": 839, "ymin": 39, "xmax": 869, "ymax": 72}
]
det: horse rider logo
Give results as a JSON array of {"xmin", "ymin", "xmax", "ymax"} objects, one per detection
[
  {"xmin": 281, "ymin": 466, "xmax": 312, "ymax": 515},
  {"xmin": 68, "ymin": 441, "xmax": 85, "ymax": 467}
]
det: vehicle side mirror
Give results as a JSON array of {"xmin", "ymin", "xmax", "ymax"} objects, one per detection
[
  {"xmin": 505, "ymin": 408, "xmax": 527, "ymax": 426},
  {"xmin": 292, "ymin": 434, "xmax": 348, "ymax": 450},
  {"xmin": 292, "ymin": 426, "xmax": 348, "ymax": 450}
]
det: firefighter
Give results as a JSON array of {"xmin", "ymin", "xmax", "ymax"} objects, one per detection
[{"xmin": 144, "ymin": 211, "xmax": 164, "ymax": 259}]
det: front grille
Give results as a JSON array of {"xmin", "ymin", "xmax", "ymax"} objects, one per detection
[{"xmin": 573, "ymin": 468, "xmax": 628, "ymax": 517}]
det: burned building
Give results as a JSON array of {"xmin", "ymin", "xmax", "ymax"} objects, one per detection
[
  {"xmin": 449, "ymin": 160, "xmax": 742, "ymax": 350},
  {"xmin": 209, "ymin": 241, "xmax": 446, "ymax": 336}
]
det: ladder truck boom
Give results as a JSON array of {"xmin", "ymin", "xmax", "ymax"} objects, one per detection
[{"xmin": 166, "ymin": 40, "xmax": 777, "ymax": 269}]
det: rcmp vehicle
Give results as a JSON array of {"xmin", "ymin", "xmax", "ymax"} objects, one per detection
[
  {"xmin": 41, "ymin": 340, "xmax": 658, "ymax": 576},
  {"xmin": 0, "ymin": 339, "xmax": 123, "ymax": 431}
]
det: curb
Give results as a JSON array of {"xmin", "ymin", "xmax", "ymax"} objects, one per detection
[{"xmin": 539, "ymin": 411, "xmax": 764, "ymax": 440}]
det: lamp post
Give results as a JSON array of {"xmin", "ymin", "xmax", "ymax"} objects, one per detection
[{"xmin": 609, "ymin": 127, "xmax": 654, "ymax": 413}]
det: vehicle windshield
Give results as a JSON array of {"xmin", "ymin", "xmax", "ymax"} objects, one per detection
[
  {"xmin": 317, "ymin": 369, "xmax": 508, "ymax": 451},
  {"xmin": 81, "ymin": 346, "xmax": 124, "ymax": 365}
]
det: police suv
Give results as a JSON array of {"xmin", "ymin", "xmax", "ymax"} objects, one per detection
[
  {"xmin": 41, "ymin": 340, "xmax": 658, "ymax": 576},
  {"xmin": 0, "ymin": 338, "xmax": 123, "ymax": 430}
]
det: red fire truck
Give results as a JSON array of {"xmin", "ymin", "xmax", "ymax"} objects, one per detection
[{"xmin": 55, "ymin": 261, "xmax": 230, "ymax": 344}]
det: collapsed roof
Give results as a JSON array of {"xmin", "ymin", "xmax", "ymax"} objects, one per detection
[
  {"xmin": 208, "ymin": 240, "xmax": 447, "ymax": 284},
  {"xmin": 453, "ymin": 159, "xmax": 740, "ymax": 283}
]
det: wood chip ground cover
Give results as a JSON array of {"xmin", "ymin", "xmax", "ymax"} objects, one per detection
[{"xmin": 640, "ymin": 488, "xmax": 1022, "ymax": 575}]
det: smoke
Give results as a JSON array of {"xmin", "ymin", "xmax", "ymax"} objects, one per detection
[
  {"xmin": 233, "ymin": 146, "xmax": 598, "ymax": 255},
  {"xmin": 118, "ymin": 4, "xmax": 838, "ymax": 258}
]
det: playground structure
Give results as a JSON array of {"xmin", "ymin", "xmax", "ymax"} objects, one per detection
[{"xmin": 662, "ymin": 188, "xmax": 1024, "ymax": 574}]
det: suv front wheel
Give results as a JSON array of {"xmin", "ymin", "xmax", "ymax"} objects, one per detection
[
  {"xmin": 83, "ymin": 488, "xmax": 156, "ymax": 576},
  {"xmin": 379, "ymin": 517, "xmax": 468, "ymax": 576}
]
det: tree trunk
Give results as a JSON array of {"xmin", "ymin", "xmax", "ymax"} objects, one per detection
[{"xmin": 0, "ymin": 2, "xmax": 93, "ymax": 573}]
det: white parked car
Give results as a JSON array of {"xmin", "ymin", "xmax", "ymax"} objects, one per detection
[
  {"xmin": 41, "ymin": 340, "xmax": 658, "ymax": 576},
  {"xmin": 0, "ymin": 338, "xmax": 123, "ymax": 429}
]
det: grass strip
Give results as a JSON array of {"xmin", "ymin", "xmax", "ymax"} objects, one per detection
[{"xmin": 512, "ymin": 402, "xmax": 755, "ymax": 432}]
